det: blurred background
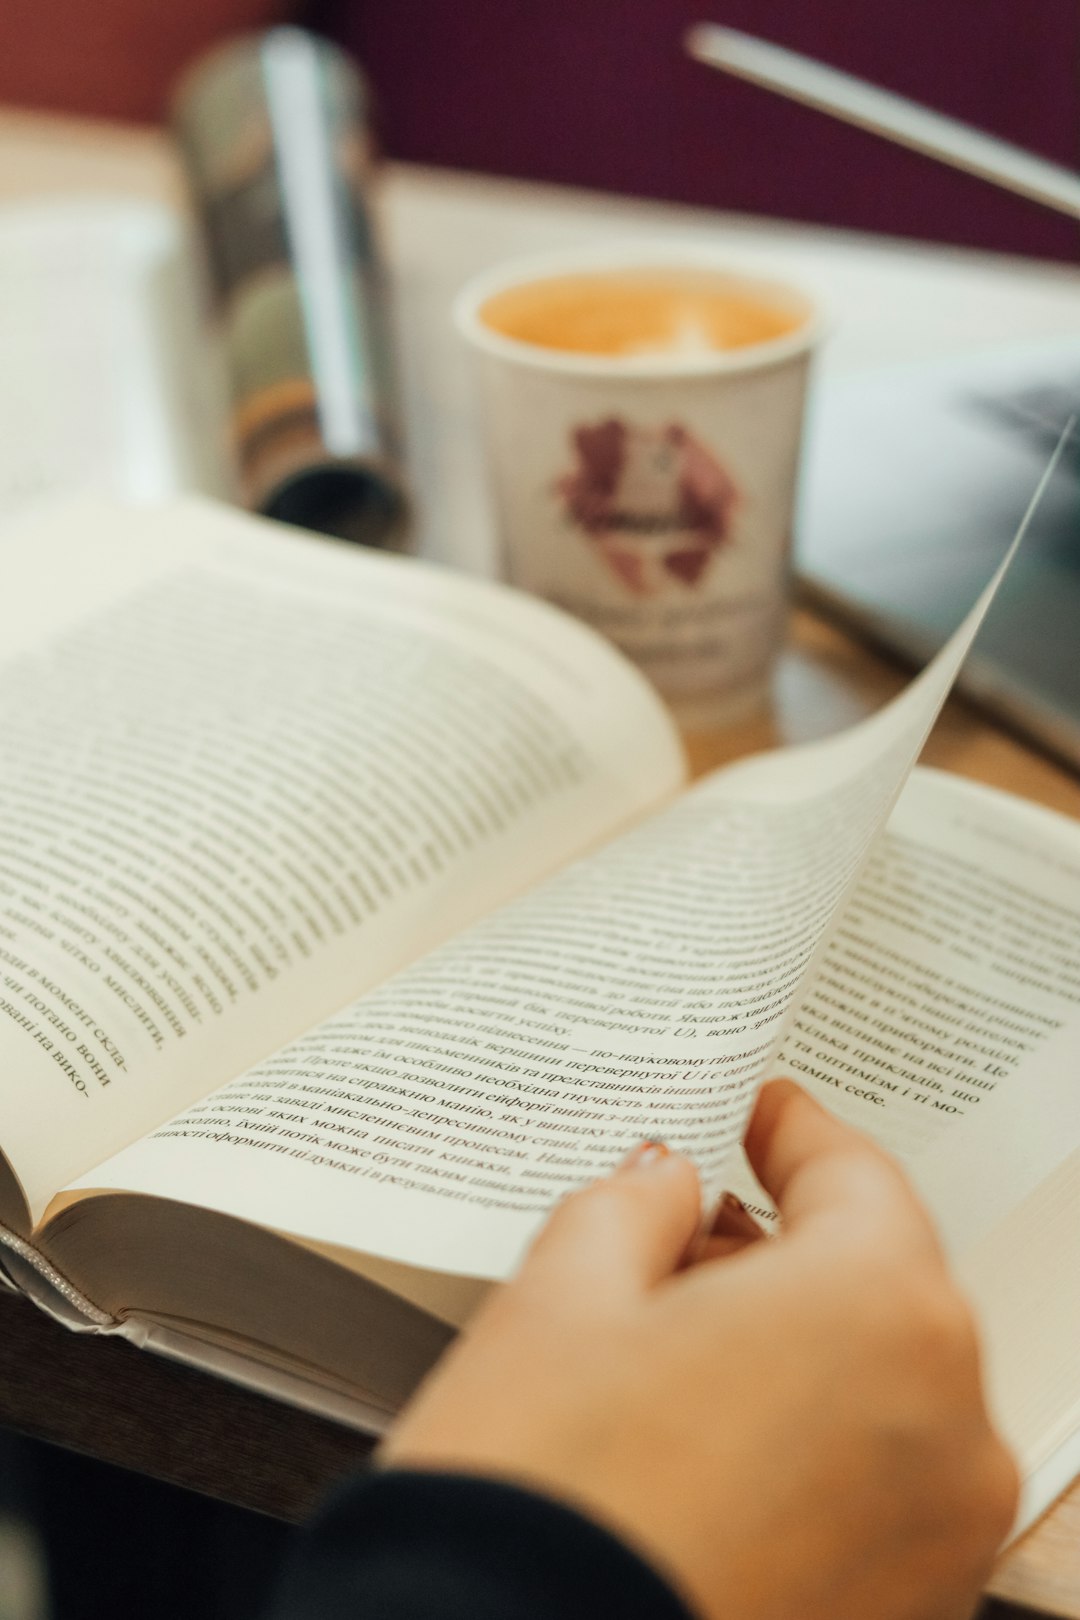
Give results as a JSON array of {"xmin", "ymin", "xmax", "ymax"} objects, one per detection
[{"xmin": 0, "ymin": 0, "xmax": 1076, "ymax": 260}]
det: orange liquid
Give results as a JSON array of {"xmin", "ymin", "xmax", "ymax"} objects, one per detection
[{"xmin": 479, "ymin": 270, "xmax": 804, "ymax": 357}]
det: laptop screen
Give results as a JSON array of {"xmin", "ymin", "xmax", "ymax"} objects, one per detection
[{"xmin": 797, "ymin": 339, "xmax": 1080, "ymax": 768}]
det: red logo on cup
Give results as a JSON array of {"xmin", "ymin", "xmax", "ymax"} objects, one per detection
[{"xmin": 556, "ymin": 418, "xmax": 738, "ymax": 596}]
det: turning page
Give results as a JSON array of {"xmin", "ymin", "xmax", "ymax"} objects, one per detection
[
  {"xmin": 65, "ymin": 513, "xmax": 1026, "ymax": 1278},
  {"xmin": 0, "ymin": 497, "xmax": 682, "ymax": 1226}
]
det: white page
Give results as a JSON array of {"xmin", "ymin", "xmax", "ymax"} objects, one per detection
[
  {"xmin": 68, "ymin": 512, "xmax": 1029, "ymax": 1279},
  {"xmin": 772, "ymin": 770, "xmax": 1080, "ymax": 1182},
  {"xmin": 0, "ymin": 497, "xmax": 682, "ymax": 1224},
  {"xmin": 703, "ymin": 767, "xmax": 1080, "ymax": 1522},
  {"xmin": 807, "ymin": 772, "xmax": 1080, "ymax": 1521},
  {"xmin": 717, "ymin": 769, "xmax": 1080, "ymax": 1216}
]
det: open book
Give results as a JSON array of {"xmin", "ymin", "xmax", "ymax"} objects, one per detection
[{"xmin": 1, "ymin": 495, "xmax": 1078, "ymax": 1539}]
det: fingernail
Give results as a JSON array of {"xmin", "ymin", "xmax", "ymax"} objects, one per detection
[
  {"xmin": 619, "ymin": 1139, "xmax": 669, "ymax": 1173},
  {"xmin": 709, "ymin": 1191, "xmax": 763, "ymax": 1240}
]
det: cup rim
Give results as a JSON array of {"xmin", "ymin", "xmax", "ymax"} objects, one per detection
[{"xmin": 453, "ymin": 241, "xmax": 826, "ymax": 378}]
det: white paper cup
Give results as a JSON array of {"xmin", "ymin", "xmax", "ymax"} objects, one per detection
[{"xmin": 455, "ymin": 244, "xmax": 824, "ymax": 729}]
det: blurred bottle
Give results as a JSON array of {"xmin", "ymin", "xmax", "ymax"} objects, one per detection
[{"xmin": 174, "ymin": 28, "xmax": 410, "ymax": 548}]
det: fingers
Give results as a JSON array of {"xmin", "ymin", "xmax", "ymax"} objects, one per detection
[
  {"xmin": 519, "ymin": 1143, "xmax": 702, "ymax": 1305},
  {"xmin": 711, "ymin": 1192, "xmax": 766, "ymax": 1244},
  {"xmin": 692, "ymin": 1192, "xmax": 768, "ymax": 1265},
  {"xmin": 744, "ymin": 1079, "xmax": 941, "ymax": 1258}
]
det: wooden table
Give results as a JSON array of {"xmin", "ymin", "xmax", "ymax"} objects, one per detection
[{"xmin": 0, "ymin": 105, "xmax": 1079, "ymax": 1619}]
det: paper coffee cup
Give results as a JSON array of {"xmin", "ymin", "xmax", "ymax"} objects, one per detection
[{"xmin": 455, "ymin": 245, "xmax": 823, "ymax": 728}]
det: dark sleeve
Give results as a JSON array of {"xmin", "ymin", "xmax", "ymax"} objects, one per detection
[{"xmin": 268, "ymin": 1467, "xmax": 697, "ymax": 1620}]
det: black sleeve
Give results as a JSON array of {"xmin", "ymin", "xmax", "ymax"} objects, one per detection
[{"xmin": 268, "ymin": 1468, "xmax": 697, "ymax": 1620}]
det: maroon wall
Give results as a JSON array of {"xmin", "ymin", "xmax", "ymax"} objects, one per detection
[{"xmin": 320, "ymin": 0, "xmax": 1080, "ymax": 261}]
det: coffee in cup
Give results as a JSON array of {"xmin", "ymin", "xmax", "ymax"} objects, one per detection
[
  {"xmin": 456, "ymin": 248, "xmax": 823, "ymax": 729},
  {"xmin": 477, "ymin": 269, "xmax": 807, "ymax": 359}
]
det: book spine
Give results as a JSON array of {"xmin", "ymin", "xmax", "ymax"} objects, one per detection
[
  {"xmin": 0, "ymin": 1225, "xmax": 114, "ymax": 1331},
  {"xmin": 0, "ymin": 1228, "xmax": 392, "ymax": 1435}
]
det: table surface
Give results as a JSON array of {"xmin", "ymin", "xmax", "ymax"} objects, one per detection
[{"xmin": 0, "ymin": 105, "xmax": 1079, "ymax": 1620}]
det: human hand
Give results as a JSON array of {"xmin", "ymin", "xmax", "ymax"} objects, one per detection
[{"xmin": 382, "ymin": 1080, "xmax": 1018, "ymax": 1620}]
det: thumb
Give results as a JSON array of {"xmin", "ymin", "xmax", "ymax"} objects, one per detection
[
  {"xmin": 745, "ymin": 1079, "xmax": 940, "ymax": 1259},
  {"xmin": 518, "ymin": 1143, "xmax": 702, "ymax": 1306}
]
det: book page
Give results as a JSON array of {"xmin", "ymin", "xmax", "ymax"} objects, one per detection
[
  {"xmin": 65, "ymin": 532, "xmax": 1021, "ymax": 1279},
  {"xmin": 0, "ymin": 497, "xmax": 682, "ymax": 1225},
  {"xmin": 770, "ymin": 770, "xmax": 1080, "ymax": 1163},
  {"xmin": 761, "ymin": 769, "xmax": 1080, "ymax": 1523},
  {"xmin": 717, "ymin": 769, "xmax": 1080, "ymax": 1225}
]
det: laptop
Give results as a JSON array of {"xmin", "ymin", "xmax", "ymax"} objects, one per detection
[{"xmin": 796, "ymin": 338, "xmax": 1080, "ymax": 769}]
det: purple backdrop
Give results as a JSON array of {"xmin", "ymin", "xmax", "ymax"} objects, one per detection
[{"xmin": 318, "ymin": 0, "xmax": 1080, "ymax": 260}]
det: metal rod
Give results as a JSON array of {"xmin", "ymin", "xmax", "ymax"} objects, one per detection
[{"xmin": 685, "ymin": 23, "xmax": 1080, "ymax": 223}]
